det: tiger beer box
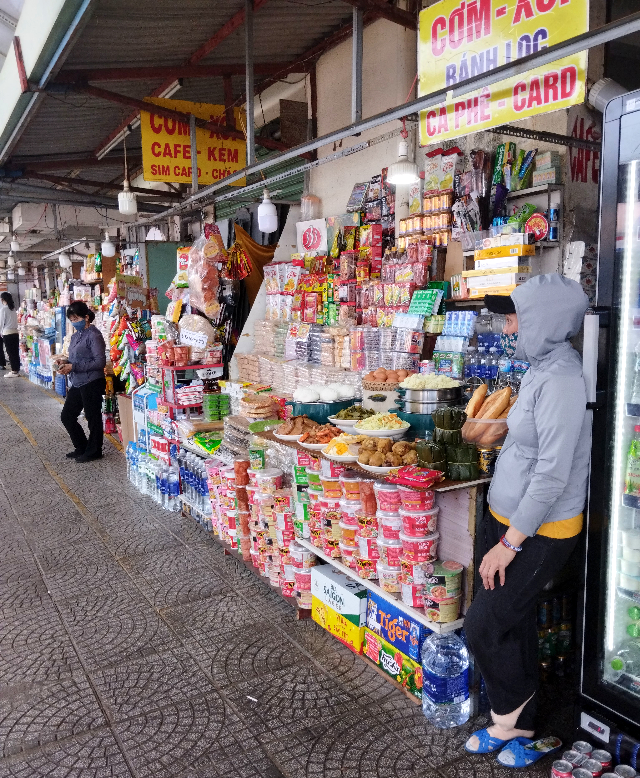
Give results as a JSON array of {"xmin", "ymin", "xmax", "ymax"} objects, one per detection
[
  {"xmin": 311, "ymin": 565, "xmax": 367, "ymax": 653},
  {"xmin": 366, "ymin": 591, "xmax": 431, "ymax": 661},
  {"xmin": 363, "ymin": 628, "xmax": 423, "ymax": 700}
]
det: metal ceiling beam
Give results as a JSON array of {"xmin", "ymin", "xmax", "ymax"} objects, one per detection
[
  {"xmin": 54, "ymin": 62, "xmax": 292, "ymax": 83},
  {"xmin": 0, "ymin": 181, "xmax": 166, "ymax": 212},
  {"xmin": 338, "ymin": 0, "xmax": 416, "ymax": 29},
  {"xmin": 487, "ymin": 125, "xmax": 601, "ymax": 153},
  {"xmin": 92, "ymin": 0, "xmax": 271, "ymax": 159},
  {"xmin": 22, "ymin": 172, "xmax": 182, "ymax": 198},
  {"xmin": 245, "ymin": 0, "xmax": 255, "ymax": 166},
  {"xmin": 352, "ymin": 8, "xmax": 363, "ymax": 123},
  {"xmin": 9, "ymin": 154, "xmax": 141, "ymax": 172},
  {"xmin": 131, "ymin": 9, "xmax": 640, "ymax": 226}
]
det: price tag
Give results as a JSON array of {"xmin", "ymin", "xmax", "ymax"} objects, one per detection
[{"xmin": 180, "ymin": 329, "xmax": 209, "ymax": 349}]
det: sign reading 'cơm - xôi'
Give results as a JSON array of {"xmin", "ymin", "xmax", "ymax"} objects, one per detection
[
  {"xmin": 418, "ymin": 0, "xmax": 588, "ymax": 145},
  {"xmin": 140, "ymin": 98, "xmax": 246, "ymax": 186}
]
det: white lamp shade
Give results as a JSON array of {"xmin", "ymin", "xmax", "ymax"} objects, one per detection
[
  {"xmin": 59, "ymin": 252, "xmax": 72, "ymax": 269},
  {"xmin": 102, "ymin": 233, "xmax": 116, "ymax": 257},
  {"xmin": 387, "ymin": 140, "xmax": 419, "ymax": 186},
  {"xmin": 118, "ymin": 181, "xmax": 138, "ymax": 215},
  {"xmin": 6, "ymin": 253, "xmax": 15, "ymax": 267},
  {"xmin": 17, "ymin": 265, "xmax": 25, "ymax": 276},
  {"xmin": 145, "ymin": 226, "xmax": 166, "ymax": 241},
  {"xmin": 6, "ymin": 270, "xmax": 13, "ymax": 280},
  {"xmin": 10, "ymin": 238, "xmax": 19, "ymax": 252},
  {"xmin": 258, "ymin": 189, "xmax": 278, "ymax": 234}
]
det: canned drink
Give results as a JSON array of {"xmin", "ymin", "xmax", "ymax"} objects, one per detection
[
  {"xmin": 582, "ymin": 759, "xmax": 604, "ymax": 777},
  {"xmin": 549, "ymin": 207, "xmax": 559, "ymax": 221},
  {"xmin": 614, "ymin": 767, "xmax": 637, "ymax": 777},
  {"xmin": 574, "ymin": 770, "xmax": 596, "ymax": 778},
  {"xmin": 573, "ymin": 743, "xmax": 594, "ymax": 756},
  {"xmin": 477, "ymin": 447, "xmax": 496, "ymax": 475},
  {"xmin": 591, "ymin": 753, "xmax": 612, "ymax": 770},
  {"xmin": 552, "ymin": 761, "xmax": 575, "ymax": 778},
  {"xmin": 564, "ymin": 751, "xmax": 587, "ymax": 767},
  {"xmin": 538, "ymin": 599, "xmax": 553, "ymax": 629},
  {"xmin": 549, "ymin": 223, "xmax": 559, "ymax": 241}
]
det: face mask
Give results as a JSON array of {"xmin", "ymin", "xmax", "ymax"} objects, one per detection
[
  {"xmin": 72, "ymin": 320, "xmax": 86, "ymax": 331},
  {"xmin": 501, "ymin": 332, "xmax": 518, "ymax": 358}
]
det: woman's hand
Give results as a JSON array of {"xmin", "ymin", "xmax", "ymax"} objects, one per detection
[
  {"xmin": 58, "ymin": 363, "xmax": 72, "ymax": 375},
  {"xmin": 479, "ymin": 542, "xmax": 516, "ymax": 590}
]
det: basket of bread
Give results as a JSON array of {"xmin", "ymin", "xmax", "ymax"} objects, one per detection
[
  {"xmin": 461, "ymin": 384, "xmax": 515, "ymax": 447},
  {"xmin": 362, "ymin": 367, "xmax": 416, "ymax": 391}
]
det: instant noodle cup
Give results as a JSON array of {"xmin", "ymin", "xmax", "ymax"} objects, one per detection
[
  {"xmin": 322, "ymin": 538, "xmax": 341, "ymax": 559},
  {"xmin": 397, "ymin": 485, "xmax": 435, "ymax": 510},
  {"xmin": 377, "ymin": 536, "xmax": 403, "ymax": 567},
  {"xmin": 281, "ymin": 579, "xmax": 296, "ymax": 597},
  {"xmin": 374, "ymin": 481, "xmax": 401, "ymax": 512},
  {"xmin": 339, "ymin": 521, "xmax": 357, "ymax": 547},
  {"xmin": 400, "ymin": 531, "xmax": 439, "ymax": 562},
  {"xmin": 340, "ymin": 498, "xmax": 361, "ymax": 525},
  {"xmin": 220, "ymin": 466, "xmax": 236, "ymax": 488},
  {"xmin": 358, "ymin": 535, "xmax": 381, "ymax": 560},
  {"xmin": 256, "ymin": 468, "xmax": 283, "ymax": 494},
  {"xmin": 322, "ymin": 516, "xmax": 342, "ymax": 542},
  {"xmin": 354, "ymin": 551, "xmax": 377, "ymax": 579},
  {"xmin": 340, "ymin": 472, "xmax": 361, "ymax": 500},
  {"xmin": 424, "ymin": 560, "xmax": 463, "ymax": 599},
  {"xmin": 269, "ymin": 568, "xmax": 281, "ymax": 588},
  {"xmin": 377, "ymin": 561, "xmax": 401, "ymax": 592},
  {"xmin": 245, "ymin": 485, "xmax": 260, "ymax": 505},
  {"xmin": 378, "ymin": 510, "xmax": 402, "ymax": 540},
  {"xmin": 310, "ymin": 527, "xmax": 323, "ymax": 547},
  {"xmin": 339, "ymin": 542, "xmax": 357, "ymax": 567},
  {"xmin": 320, "ymin": 498, "xmax": 342, "ymax": 523},
  {"xmin": 248, "ymin": 470, "xmax": 259, "ymax": 485},
  {"xmin": 225, "ymin": 510, "xmax": 237, "ymax": 530},
  {"xmin": 401, "ymin": 582, "xmax": 425, "ymax": 608},
  {"xmin": 307, "ymin": 472, "xmax": 322, "ymax": 489},
  {"xmin": 274, "ymin": 489, "xmax": 294, "ymax": 512},
  {"xmin": 283, "ymin": 563, "xmax": 296, "ymax": 580},
  {"xmin": 276, "ymin": 528, "xmax": 295, "ymax": 546},
  {"xmin": 399, "ymin": 506, "xmax": 439, "ymax": 537},
  {"xmin": 359, "ymin": 480, "xmax": 377, "ymax": 515},
  {"xmin": 424, "ymin": 594, "xmax": 461, "ymax": 623},
  {"xmin": 276, "ymin": 512, "xmax": 294, "ymax": 531},
  {"xmin": 296, "ymin": 589, "xmax": 313, "ymax": 609},
  {"xmin": 290, "ymin": 541, "xmax": 317, "ymax": 568},
  {"xmin": 357, "ymin": 512, "xmax": 377, "ymax": 532},
  {"xmin": 320, "ymin": 475, "xmax": 342, "ymax": 499},
  {"xmin": 295, "ymin": 569, "xmax": 312, "ymax": 590}
]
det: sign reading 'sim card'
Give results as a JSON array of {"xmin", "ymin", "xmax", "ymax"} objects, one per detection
[{"xmin": 418, "ymin": 0, "xmax": 588, "ymax": 144}]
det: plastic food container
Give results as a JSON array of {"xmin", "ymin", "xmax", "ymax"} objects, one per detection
[
  {"xmin": 322, "ymin": 538, "xmax": 341, "ymax": 559},
  {"xmin": 340, "ymin": 472, "xmax": 361, "ymax": 500},
  {"xmin": 276, "ymin": 528, "xmax": 295, "ymax": 546},
  {"xmin": 377, "ymin": 561, "xmax": 401, "ymax": 592},
  {"xmin": 290, "ymin": 541, "xmax": 317, "ymax": 568},
  {"xmin": 461, "ymin": 417, "xmax": 508, "ymax": 447},
  {"xmin": 355, "ymin": 552, "xmax": 377, "ymax": 579},
  {"xmin": 322, "ymin": 517, "xmax": 342, "ymax": 542},
  {"xmin": 340, "ymin": 498, "xmax": 362, "ymax": 525},
  {"xmin": 377, "ymin": 510, "xmax": 402, "ymax": 540},
  {"xmin": 398, "ymin": 485, "xmax": 435, "ymax": 510},
  {"xmin": 339, "ymin": 542, "xmax": 357, "ymax": 566},
  {"xmin": 401, "ymin": 582, "xmax": 425, "ymax": 608},
  {"xmin": 294, "ymin": 569, "xmax": 312, "ymax": 590},
  {"xmin": 246, "ymin": 485, "xmax": 260, "ymax": 505},
  {"xmin": 377, "ymin": 536, "xmax": 403, "ymax": 567},
  {"xmin": 357, "ymin": 512, "xmax": 377, "ymax": 531},
  {"xmin": 276, "ymin": 512, "xmax": 294, "ymax": 531},
  {"xmin": 399, "ymin": 506, "xmax": 439, "ymax": 537},
  {"xmin": 281, "ymin": 579, "xmax": 295, "ymax": 597},
  {"xmin": 374, "ymin": 481, "xmax": 401, "ymax": 512},
  {"xmin": 339, "ymin": 521, "xmax": 358, "ymax": 547},
  {"xmin": 423, "ymin": 560, "xmax": 464, "ymax": 599},
  {"xmin": 424, "ymin": 594, "xmax": 461, "ymax": 623},
  {"xmin": 255, "ymin": 468, "xmax": 284, "ymax": 494},
  {"xmin": 320, "ymin": 499, "xmax": 342, "ymax": 523},
  {"xmin": 400, "ymin": 531, "xmax": 439, "ymax": 562},
  {"xmin": 358, "ymin": 535, "xmax": 381, "ymax": 560},
  {"xmin": 320, "ymin": 476, "xmax": 342, "ymax": 499},
  {"xmin": 359, "ymin": 480, "xmax": 377, "ymax": 515}
]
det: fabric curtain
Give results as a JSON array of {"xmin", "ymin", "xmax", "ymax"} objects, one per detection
[{"xmin": 233, "ymin": 223, "xmax": 276, "ymax": 307}]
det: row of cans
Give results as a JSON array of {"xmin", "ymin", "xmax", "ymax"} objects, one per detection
[{"xmin": 552, "ymin": 742, "xmax": 636, "ymax": 777}]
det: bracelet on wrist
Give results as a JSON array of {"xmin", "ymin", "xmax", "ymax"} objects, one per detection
[{"xmin": 500, "ymin": 534, "xmax": 522, "ymax": 553}]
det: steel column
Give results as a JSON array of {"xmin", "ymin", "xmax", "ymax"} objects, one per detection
[
  {"xmin": 190, "ymin": 115, "xmax": 198, "ymax": 194},
  {"xmin": 245, "ymin": 0, "xmax": 256, "ymax": 166},
  {"xmin": 352, "ymin": 8, "xmax": 363, "ymax": 124}
]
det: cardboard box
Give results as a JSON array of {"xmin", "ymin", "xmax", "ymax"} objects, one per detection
[
  {"xmin": 363, "ymin": 628, "xmax": 423, "ymax": 700},
  {"xmin": 535, "ymin": 151, "xmax": 561, "ymax": 170},
  {"xmin": 312, "ymin": 596, "xmax": 364, "ymax": 653},
  {"xmin": 311, "ymin": 565, "xmax": 367, "ymax": 620},
  {"xmin": 532, "ymin": 168, "xmax": 561, "ymax": 186},
  {"xmin": 475, "ymin": 255, "xmax": 536, "ymax": 271},
  {"xmin": 469, "ymin": 284, "xmax": 518, "ymax": 298},
  {"xmin": 499, "ymin": 232, "xmax": 535, "ymax": 246},
  {"xmin": 463, "ymin": 266, "xmax": 531, "ymax": 278},
  {"xmin": 474, "ymin": 244, "xmax": 536, "ymax": 260},
  {"xmin": 366, "ymin": 591, "xmax": 430, "ymax": 662},
  {"xmin": 467, "ymin": 272, "xmax": 530, "ymax": 290}
]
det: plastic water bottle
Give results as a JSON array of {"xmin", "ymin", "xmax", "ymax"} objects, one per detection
[
  {"xmin": 475, "ymin": 347, "xmax": 487, "ymax": 382},
  {"xmin": 168, "ymin": 468, "xmax": 180, "ymax": 512},
  {"xmin": 463, "ymin": 347, "xmax": 477, "ymax": 381},
  {"xmin": 487, "ymin": 347, "xmax": 499, "ymax": 388},
  {"xmin": 421, "ymin": 633, "xmax": 470, "ymax": 728},
  {"xmin": 160, "ymin": 467, "xmax": 169, "ymax": 509}
]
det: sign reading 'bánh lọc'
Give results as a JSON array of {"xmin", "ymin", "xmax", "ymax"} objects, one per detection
[
  {"xmin": 418, "ymin": 0, "xmax": 588, "ymax": 145},
  {"xmin": 140, "ymin": 98, "xmax": 246, "ymax": 186}
]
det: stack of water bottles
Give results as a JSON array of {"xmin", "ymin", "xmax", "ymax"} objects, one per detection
[{"xmin": 432, "ymin": 311, "xmax": 477, "ymax": 379}]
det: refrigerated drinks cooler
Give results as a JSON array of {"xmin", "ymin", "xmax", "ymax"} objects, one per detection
[{"xmin": 579, "ymin": 86, "xmax": 640, "ymax": 744}]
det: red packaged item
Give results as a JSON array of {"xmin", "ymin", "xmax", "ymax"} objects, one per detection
[
  {"xmin": 383, "ymin": 284, "xmax": 394, "ymax": 306},
  {"xmin": 397, "ymin": 282, "xmax": 416, "ymax": 306},
  {"xmin": 303, "ymin": 292, "xmax": 318, "ymax": 323},
  {"xmin": 356, "ymin": 261, "xmax": 370, "ymax": 286},
  {"xmin": 372, "ymin": 282, "xmax": 384, "ymax": 306},
  {"xmin": 338, "ymin": 280, "xmax": 357, "ymax": 303},
  {"xmin": 413, "ymin": 261, "xmax": 430, "ymax": 287},
  {"xmin": 370, "ymin": 258, "xmax": 382, "ymax": 279},
  {"xmin": 385, "ymin": 466, "xmax": 445, "ymax": 489},
  {"xmin": 382, "ymin": 263, "xmax": 396, "ymax": 284},
  {"xmin": 340, "ymin": 250, "xmax": 358, "ymax": 280}
]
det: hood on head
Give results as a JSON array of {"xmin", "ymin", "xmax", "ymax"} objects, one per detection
[{"xmin": 511, "ymin": 274, "xmax": 588, "ymax": 364}]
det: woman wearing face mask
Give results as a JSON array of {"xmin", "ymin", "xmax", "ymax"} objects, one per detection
[
  {"xmin": 58, "ymin": 301, "xmax": 106, "ymax": 463},
  {"xmin": 463, "ymin": 275, "xmax": 591, "ymax": 767},
  {"xmin": 0, "ymin": 292, "xmax": 20, "ymax": 377}
]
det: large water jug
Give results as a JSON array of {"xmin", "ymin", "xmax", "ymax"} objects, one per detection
[{"xmin": 421, "ymin": 633, "xmax": 470, "ymax": 728}]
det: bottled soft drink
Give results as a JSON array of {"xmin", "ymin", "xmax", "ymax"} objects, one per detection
[
  {"xmin": 610, "ymin": 639, "xmax": 640, "ymax": 681},
  {"xmin": 421, "ymin": 633, "xmax": 470, "ymax": 727}
]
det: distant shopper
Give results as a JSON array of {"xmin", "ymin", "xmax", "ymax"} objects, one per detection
[
  {"xmin": 464, "ymin": 274, "xmax": 590, "ymax": 757},
  {"xmin": 58, "ymin": 301, "xmax": 106, "ymax": 462},
  {"xmin": 0, "ymin": 292, "xmax": 20, "ymax": 377}
]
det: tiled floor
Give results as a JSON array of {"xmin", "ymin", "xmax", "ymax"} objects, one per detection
[{"xmin": 0, "ymin": 378, "xmax": 576, "ymax": 777}]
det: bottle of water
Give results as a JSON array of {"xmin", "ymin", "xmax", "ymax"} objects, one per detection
[
  {"xmin": 487, "ymin": 347, "xmax": 499, "ymax": 389},
  {"xmin": 475, "ymin": 347, "xmax": 487, "ymax": 383},
  {"xmin": 168, "ymin": 468, "xmax": 181, "ymax": 512},
  {"xmin": 496, "ymin": 352, "xmax": 512, "ymax": 390},
  {"xmin": 475, "ymin": 308, "xmax": 492, "ymax": 335},
  {"xmin": 160, "ymin": 467, "xmax": 169, "ymax": 509},
  {"xmin": 463, "ymin": 347, "xmax": 477, "ymax": 381},
  {"xmin": 421, "ymin": 633, "xmax": 470, "ymax": 728}
]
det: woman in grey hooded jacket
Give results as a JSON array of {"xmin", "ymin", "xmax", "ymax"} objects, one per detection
[{"xmin": 464, "ymin": 274, "xmax": 591, "ymax": 753}]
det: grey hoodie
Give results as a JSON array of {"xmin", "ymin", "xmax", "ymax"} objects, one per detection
[{"xmin": 488, "ymin": 273, "xmax": 591, "ymax": 537}]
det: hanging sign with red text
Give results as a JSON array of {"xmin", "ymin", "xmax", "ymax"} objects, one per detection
[
  {"xmin": 140, "ymin": 98, "xmax": 246, "ymax": 186},
  {"xmin": 418, "ymin": 0, "xmax": 588, "ymax": 145}
]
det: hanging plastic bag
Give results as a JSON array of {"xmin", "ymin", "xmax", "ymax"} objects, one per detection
[{"xmin": 187, "ymin": 229, "xmax": 224, "ymax": 318}]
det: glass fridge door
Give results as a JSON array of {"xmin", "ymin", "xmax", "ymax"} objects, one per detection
[{"xmin": 602, "ymin": 112, "xmax": 640, "ymax": 702}]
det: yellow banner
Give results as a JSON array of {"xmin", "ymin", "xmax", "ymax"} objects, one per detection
[
  {"xmin": 140, "ymin": 98, "xmax": 246, "ymax": 186},
  {"xmin": 418, "ymin": 0, "xmax": 588, "ymax": 144}
]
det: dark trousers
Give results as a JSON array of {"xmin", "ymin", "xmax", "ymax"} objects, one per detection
[
  {"xmin": 464, "ymin": 512, "xmax": 578, "ymax": 731},
  {"xmin": 60, "ymin": 376, "xmax": 106, "ymax": 456},
  {"xmin": 0, "ymin": 336, "xmax": 5, "ymax": 368},
  {"xmin": 3, "ymin": 333, "xmax": 20, "ymax": 372}
]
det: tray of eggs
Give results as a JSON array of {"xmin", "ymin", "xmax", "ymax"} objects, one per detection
[{"xmin": 362, "ymin": 368, "xmax": 416, "ymax": 392}]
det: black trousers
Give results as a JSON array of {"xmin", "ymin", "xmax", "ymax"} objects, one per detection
[
  {"xmin": 0, "ymin": 336, "xmax": 5, "ymax": 368},
  {"xmin": 464, "ymin": 512, "xmax": 578, "ymax": 731},
  {"xmin": 60, "ymin": 376, "xmax": 106, "ymax": 456},
  {"xmin": 3, "ymin": 333, "xmax": 20, "ymax": 372}
]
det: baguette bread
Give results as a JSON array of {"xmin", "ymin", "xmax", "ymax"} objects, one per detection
[
  {"xmin": 465, "ymin": 384, "xmax": 488, "ymax": 419},
  {"xmin": 476, "ymin": 387, "xmax": 511, "ymax": 419}
]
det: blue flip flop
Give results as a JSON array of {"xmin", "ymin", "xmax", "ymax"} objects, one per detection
[
  {"xmin": 465, "ymin": 728, "xmax": 511, "ymax": 754},
  {"xmin": 496, "ymin": 736, "xmax": 562, "ymax": 768}
]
